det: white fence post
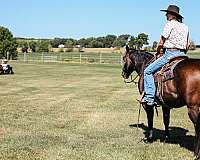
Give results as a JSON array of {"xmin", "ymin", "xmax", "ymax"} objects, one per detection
[
  {"xmin": 120, "ymin": 55, "xmax": 123, "ymax": 65},
  {"xmin": 7, "ymin": 52, "xmax": 9, "ymax": 60},
  {"xmin": 24, "ymin": 52, "xmax": 26, "ymax": 62},
  {"xmin": 60, "ymin": 53, "xmax": 62, "ymax": 62},
  {"xmin": 100, "ymin": 53, "xmax": 102, "ymax": 64},
  {"xmin": 80, "ymin": 52, "xmax": 82, "ymax": 64},
  {"xmin": 41, "ymin": 53, "xmax": 44, "ymax": 63}
]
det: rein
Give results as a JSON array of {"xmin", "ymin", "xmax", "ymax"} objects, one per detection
[
  {"xmin": 123, "ymin": 54, "xmax": 156, "ymax": 84},
  {"xmin": 144, "ymin": 55, "xmax": 157, "ymax": 67},
  {"xmin": 123, "ymin": 74, "xmax": 139, "ymax": 84}
]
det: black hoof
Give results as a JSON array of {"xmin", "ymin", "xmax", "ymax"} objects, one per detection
[
  {"xmin": 164, "ymin": 135, "xmax": 170, "ymax": 143},
  {"xmin": 160, "ymin": 134, "xmax": 170, "ymax": 143},
  {"xmin": 143, "ymin": 137, "xmax": 153, "ymax": 143},
  {"xmin": 147, "ymin": 137, "xmax": 153, "ymax": 143}
]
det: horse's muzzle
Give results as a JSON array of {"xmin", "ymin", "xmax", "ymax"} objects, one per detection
[{"xmin": 121, "ymin": 71, "xmax": 128, "ymax": 79}]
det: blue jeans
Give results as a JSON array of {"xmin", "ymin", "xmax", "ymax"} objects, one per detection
[{"xmin": 143, "ymin": 49, "xmax": 186, "ymax": 105}]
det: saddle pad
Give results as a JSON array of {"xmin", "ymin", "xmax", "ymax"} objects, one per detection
[{"xmin": 163, "ymin": 70, "xmax": 174, "ymax": 81}]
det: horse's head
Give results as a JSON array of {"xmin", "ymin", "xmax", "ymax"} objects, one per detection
[
  {"xmin": 121, "ymin": 45, "xmax": 137, "ymax": 79},
  {"xmin": 121, "ymin": 45, "xmax": 154, "ymax": 79}
]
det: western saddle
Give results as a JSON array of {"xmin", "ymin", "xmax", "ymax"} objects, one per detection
[{"xmin": 154, "ymin": 55, "xmax": 189, "ymax": 105}]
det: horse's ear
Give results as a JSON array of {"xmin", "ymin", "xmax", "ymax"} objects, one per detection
[{"xmin": 125, "ymin": 45, "xmax": 130, "ymax": 53}]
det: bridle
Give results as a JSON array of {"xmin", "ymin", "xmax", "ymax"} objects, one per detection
[
  {"xmin": 122, "ymin": 51, "xmax": 139, "ymax": 84},
  {"xmin": 123, "ymin": 54, "xmax": 156, "ymax": 85}
]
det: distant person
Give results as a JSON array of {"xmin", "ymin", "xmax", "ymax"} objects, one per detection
[
  {"xmin": 1, "ymin": 59, "xmax": 14, "ymax": 74},
  {"xmin": 140, "ymin": 5, "xmax": 190, "ymax": 107}
]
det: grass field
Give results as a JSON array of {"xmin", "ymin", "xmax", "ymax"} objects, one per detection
[{"xmin": 0, "ymin": 57, "xmax": 199, "ymax": 159}]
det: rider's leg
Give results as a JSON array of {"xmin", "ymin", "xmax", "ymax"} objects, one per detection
[
  {"xmin": 143, "ymin": 49, "xmax": 185, "ymax": 105},
  {"xmin": 144, "ymin": 56, "xmax": 168, "ymax": 105},
  {"xmin": 8, "ymin": 65, "xmax": 14, "ymax": 74}
]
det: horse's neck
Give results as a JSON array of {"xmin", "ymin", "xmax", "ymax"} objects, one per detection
[{"xmin": 135, "ymin": 53, "xmax": 152, "ymax": 75}]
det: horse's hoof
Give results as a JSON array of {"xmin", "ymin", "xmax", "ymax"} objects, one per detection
[
  {"xmin": 160, "ymin": 135, "xmax": 170, "ymax": 143},
  {"xmin": 146, "ymin": 137, "xmax": 153, "ymax": 143},
  {"xmin": 164, "ymin": 135, "xmax": 170, "ymax": 143}
]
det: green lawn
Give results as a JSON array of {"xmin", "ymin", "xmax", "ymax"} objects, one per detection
[{"xmin": 0, "ymin": 61, "xmax": 196, "ymax": 160}]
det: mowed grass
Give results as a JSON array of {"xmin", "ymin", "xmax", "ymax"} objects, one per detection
[{"xmin": 0, "ymin": 61, "xmax": 196, "ymax": 160}]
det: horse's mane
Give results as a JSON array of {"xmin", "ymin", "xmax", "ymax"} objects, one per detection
[{"xmin": 129, "ymin": 49, "xmax": 154, "ymax": 63}]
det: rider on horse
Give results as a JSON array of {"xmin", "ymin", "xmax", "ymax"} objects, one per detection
[
  {"xmin": 140, "ymin": 5, "xmax": 190, "ymax": 107},
  {"xmin": 1, "ymin": 59, "xmax": 14, "ymax": 74}
]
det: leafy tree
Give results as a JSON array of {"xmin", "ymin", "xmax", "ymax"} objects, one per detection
[
  {"xmin": 0, "ymin": 26, "xmax": 17, "ymax": 59},
  {"xmin": 118, "ymin": 34, "xmax": 130, "ymax": 40},
  {"xmin": 103, "ymin": 35, "xmax": 117, "ymax": 48},
  {"xmin": 78, "ymin": 38, "xmax": 87, "ymax": 47},
  {"xmin": 113, "ymin": 34, "xmax": 131, "ymax": 47},
  {"xmin": 65, "ymin": 39, "xmax": 74, "ymax": 48},
  {"xmin": 37, "ymin": 40, "xmax": 50, "ymax": 52},
  {"xmin": 152, "ymin": 41, "xmax": 158, "ymax": 51},
  {"xmin": 113, "ymin": 39, "xmax": 126, "ymax": 47},
  {"xmin": 89, "ymin": 39, "xmax": 104, "ymax": 48},
  {"xmin": 29, "ymin": 41, "xmax": 38, "ymax": 52},
  {"xmin": 96, "ymin": 37, "xmax": 104, "ymax": 42},
  {"xmin": 134, "ymin": 33, "xmax": 149, "ymax": 50},
  {"xmin": 128, "ymin": 36, "xmax": 136, "ymax": 48},
  {"xmin": 50, "ymin": 38, "xmax": 66, "ymax": 48},
  {"xmin": 85, "ymin": 37, "xmax": 95, "ymax": 48}
]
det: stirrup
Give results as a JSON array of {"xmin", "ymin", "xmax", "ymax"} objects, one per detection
[
  {"xmin": 136, "ymin": 97, "xmax": 145, "ymax": 104},
  {"xmin": 136, "ymin": 91, "xmax": 145, "ymax": 104}
]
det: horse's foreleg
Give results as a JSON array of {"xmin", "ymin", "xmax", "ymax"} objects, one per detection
[
  {"xmin": 162, "ymin": 107, "xmax": 170, "ymax": 141},
  {"xmin": 144, "ymin": 106, "xmax": 154, "ymax": 142}
]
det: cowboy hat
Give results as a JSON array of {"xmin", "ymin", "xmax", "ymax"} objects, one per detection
[
  {"xmin": 160, "ymin": 5, "xmax": 183, "ymax": 18},
  {"xmin": 2, "ymin": 59, "xmax": 8, "ymax": 63}
]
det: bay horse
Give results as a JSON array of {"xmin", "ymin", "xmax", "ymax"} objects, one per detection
[{"xmin": 121, "ymin": 45, "xmax": 200, "ymax": 159}]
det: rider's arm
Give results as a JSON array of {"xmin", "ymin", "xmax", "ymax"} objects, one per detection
[
  {"xmin": 186, "ymin": 32, "xmax": 190, "ymax": 52},
  {"xmin": 156, "ymin": 36, "xmax": 166, "ymax": 58},
  {"xmin": 159, "ymin": 36, "xmax": 166, "ymax": 47}
]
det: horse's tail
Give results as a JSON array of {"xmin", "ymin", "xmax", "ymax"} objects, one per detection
[{"xmin": 194, "ymin": 114, "xmax": 200, "ymax": 158}]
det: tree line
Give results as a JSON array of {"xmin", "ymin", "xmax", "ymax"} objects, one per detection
[
  {"xmin": 0, "ymin": 26, "xmax": 197, "ymax": 59},
  {"xmin": 17, "ymin": 33, "xmax": 149, "ymax": 53}
]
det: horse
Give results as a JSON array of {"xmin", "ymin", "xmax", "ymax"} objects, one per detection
[
  {"xmin": 0, "ymin": 64, "xmax": 14, "ymax": 75},
  {"xmin": 0, "ymin": 65, "xmax": 4, "ymax": 74},
  {"xmin": 121, "ymin": 45, "xmax": 200, "ymax": 159}
]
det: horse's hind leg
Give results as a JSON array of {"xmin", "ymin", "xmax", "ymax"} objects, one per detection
[
  {"xmin": 187, "ymin": 106, "xmax": 200, "ymax": 158},
  {"xmin": 144, "ymin": 105, "xmax": 154, "ymax": 142},
  {"xmin": 162, "ymin": 106, "xmax": 170, "ymax": 141},
  {"xmin": 195, "ymin": 114, "xmax": 200, "ymax": 159}
]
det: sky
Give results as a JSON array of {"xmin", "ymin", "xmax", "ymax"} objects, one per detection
[{"xmin": 0, "ymin": 0, "xmax": 199, "ymax": 45}]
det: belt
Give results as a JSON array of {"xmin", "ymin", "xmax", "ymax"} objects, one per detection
[{"xmin": 166, "ymin": 48, "xmax": 185, "ymax": 52}]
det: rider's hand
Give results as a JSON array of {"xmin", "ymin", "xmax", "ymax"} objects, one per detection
[{"xmin": 156, "ymin": 45, "xmax": 164, "ymax": 58}]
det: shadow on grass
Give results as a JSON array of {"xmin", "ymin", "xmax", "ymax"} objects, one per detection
[{"xmin": 129, "ymin": 123, "xmax": 194, "ymax": 152}]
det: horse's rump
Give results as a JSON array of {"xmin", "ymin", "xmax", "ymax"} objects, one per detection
[{"xmin": 174, "ymin": 59, "xmax": 200, "ymax": 104}]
